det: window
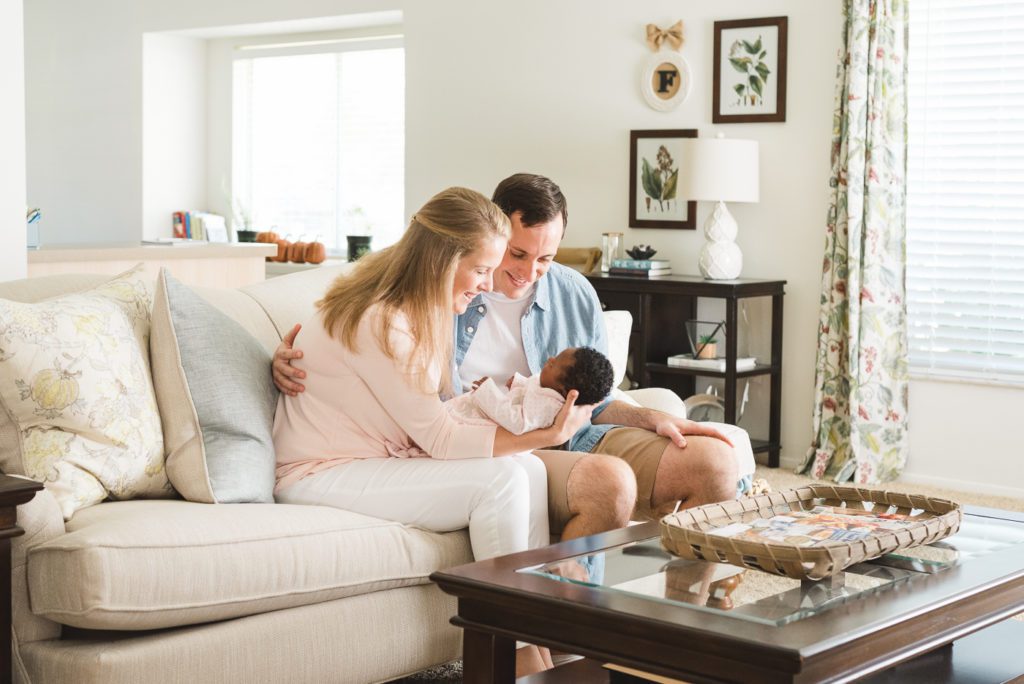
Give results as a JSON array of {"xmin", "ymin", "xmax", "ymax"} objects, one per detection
[
  {"xmin": 907, "ymin": 0, "xmax": 1024, "ymax": 383},
  {"xmin": 232, "ymin": 36, "xmax": 404, "ymax": 253}
]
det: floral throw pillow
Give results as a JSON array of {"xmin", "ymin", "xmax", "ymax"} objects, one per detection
[{"xmin": 0, "ymin": 266, "xmax": 172, "ymax": 518}]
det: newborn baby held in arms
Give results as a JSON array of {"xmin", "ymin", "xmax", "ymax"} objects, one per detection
[{"xmin": 448, "ymin": 346, "xmax": 614, "ymax": 435}]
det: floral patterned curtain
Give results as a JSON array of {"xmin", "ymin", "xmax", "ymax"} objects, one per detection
[{"xmin": 799, "ymin": 0, "xmax": 910, "ymax": 484}]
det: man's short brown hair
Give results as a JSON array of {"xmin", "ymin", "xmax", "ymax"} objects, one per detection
[{"xmin": 492, "ymin": 173, "xmax": 568, "ymax": 229}]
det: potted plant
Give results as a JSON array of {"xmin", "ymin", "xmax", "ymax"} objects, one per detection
[
  {"xmin": 223, "ymin": 180, "xmax": 257, "ymax": 243},
  {"xmin": 233, "ymin": 198, "xmax": 257, "ymax": 242},
  {"xmin": 345, "ymin": 207, "xmax": 373, "ymax": 262},
  {"xmin": 697, "ymin": 334, "xmax": 718, "ymax": 359}
]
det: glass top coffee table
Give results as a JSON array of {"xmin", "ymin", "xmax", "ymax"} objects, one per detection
[{"xmin": 431, "ymin": 506, "xmax": 1024, "ymax": 683}]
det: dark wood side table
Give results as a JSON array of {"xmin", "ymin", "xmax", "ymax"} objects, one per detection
[
  {"xmin": 0, "ymin": 476, "xmax": 42, "ymax": 684},
  {"xmin": 587, "ymin": 273, "xmax": 786, "ymax": 467}
]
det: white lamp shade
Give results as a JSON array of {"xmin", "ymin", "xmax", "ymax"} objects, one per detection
[{"xmin": 678, "ymin": 136, "xmax": 759, "ymax": 203}]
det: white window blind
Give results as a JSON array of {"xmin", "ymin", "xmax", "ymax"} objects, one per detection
[
  {"xmin": 907, "ymin": 0, "xmax": 1024, "ymax": 383},
  {"xmin": 232, "ymin": 39, "xmax": 404, "ymax": 253}
]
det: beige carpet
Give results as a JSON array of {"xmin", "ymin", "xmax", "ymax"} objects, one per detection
[{"xmin": 753, "ymin": 464, "xmax": 1024, "ymax": 512}]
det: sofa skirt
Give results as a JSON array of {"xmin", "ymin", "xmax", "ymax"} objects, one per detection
[{"xmin": 16, "ymin": 584, "xmax": 461, "ymax": 684}]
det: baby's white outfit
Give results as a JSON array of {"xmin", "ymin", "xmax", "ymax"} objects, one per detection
[{"xmin": 446, "ymin": 373, "xmax": 565, "ymax": 435}]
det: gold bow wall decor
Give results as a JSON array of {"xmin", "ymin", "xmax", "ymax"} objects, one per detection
[{"xmin": 646, "ymin": 20, "xmax": 684, "ymax": 52}]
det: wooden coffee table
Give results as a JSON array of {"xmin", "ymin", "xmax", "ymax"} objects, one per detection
[{"xmin": 432, "ymin": 507, "xmax": 1024, "ymax": 683}]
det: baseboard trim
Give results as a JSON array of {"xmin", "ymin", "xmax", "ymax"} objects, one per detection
[{"xmin": 897, "ymin": 472, "xmax": 1024, "ymax": 501}]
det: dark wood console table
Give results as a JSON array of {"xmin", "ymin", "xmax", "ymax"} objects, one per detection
[
  {"xmin": 586, "ymin": 273, "xmax": 786, "ymax": 467},
  {"xmin": 0, "ymin": 476, "xmax": 42, "ymax": 684}
]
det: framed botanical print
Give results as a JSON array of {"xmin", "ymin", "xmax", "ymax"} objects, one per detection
[
  {"xmin": 628, "ymin": 129, "xmax": 697, "ymax": 230},
  {"xmin": 713, "ymin": 16, "xmax": 788, "ymax": 123}
]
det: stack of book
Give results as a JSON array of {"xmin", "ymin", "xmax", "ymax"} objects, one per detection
[
  {"xmin": 172, "ymin": 211, "xmax": 228, "ymax": 242},
  {"xmin": 608, "ymin": 258, "xmax": 672, "ymax": 277},
  {"xmin": 667, "ymin": 354, "xmax": 757, "ymax": 372}
]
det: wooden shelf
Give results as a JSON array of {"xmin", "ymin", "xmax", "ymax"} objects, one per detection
[
  {"xmin": 646, "ymin": 362, "xmax": 777, "ymax": 379},
  {"xmin": 588, "ymin": 273, "xmax": 786, "ymax": 467}
]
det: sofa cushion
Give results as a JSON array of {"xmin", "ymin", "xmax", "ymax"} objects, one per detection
[
  {"xmin": 27, "ymin": 499, "xmax": 472, "ymax": 631},
  {"xmin": 0, "ymin": 274, "xmax": 113, "ymax": 304},
  {"xmin": 187, "ymin": 285, "xmax": 283, "ymax": 356},
  {"xmin": 241, "ymin": 264, "xmax": 354, "ymax": 338},
  {"xmin": 0, "ymin": 266, "xmax": 171, "ymax": 519},
  {"xmin": 150, "ymin": 270, "xmax": 277, "ymax": 503}
]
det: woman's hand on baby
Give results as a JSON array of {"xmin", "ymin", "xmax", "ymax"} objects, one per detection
[
  {"xmin": 272, "ymin": 323, "xmax": 307, "ymax": 396},
  {"xmin": 505, "ymin": 376, "xmax": 515, "ymax": 390},
  {"xmin": 471, "ymin": 377, "xmax": 490, "ymax": 390},
  {"xmin": 545, "ymin": 390, "xmax": 594, "ymax": 446}
]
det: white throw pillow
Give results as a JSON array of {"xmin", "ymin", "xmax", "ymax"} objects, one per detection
[{"xmin": 0, "ymin": 266, "xmax": 171, "ymax": 518}]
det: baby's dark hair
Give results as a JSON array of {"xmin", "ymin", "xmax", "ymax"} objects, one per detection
[{"xmin": 561, "ymin": 347, "xmax": 614, "ymax": 405}]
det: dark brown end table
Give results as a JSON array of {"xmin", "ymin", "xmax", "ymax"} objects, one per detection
[
  {"xmin": 432, "ymin": 507, "xmax": 1024, "ymax": 683},
  {"xmin": 0, "ymin": 476, "xmax": 42, "ymax": 684},
  {"xmin": 586, "ymin": 274, "xmax": 786, "ymax": 466}
]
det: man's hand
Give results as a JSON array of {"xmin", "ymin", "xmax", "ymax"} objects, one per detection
[
  {"xmin": 272, "ymin": 323, "xmax": 306, "ymax": 396},
  {"xmin": 545, "ymin": 391, "xmax": 595, "ymax": 446},
  {"xmin": 505, "ymin": 376, "xmax": 515, "ymax": 390},
  {"xmin": 471, "ymin": 377, "xmax": 491, "ymax": 390},
  {"xmin": 654, "ymin": 415, "xmax": 734, "ymax": 449}
]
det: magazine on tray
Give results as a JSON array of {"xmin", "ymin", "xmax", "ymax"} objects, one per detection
[{"xmin": 705, "ymin": 505, "xmax": 917, "ymax": 547}]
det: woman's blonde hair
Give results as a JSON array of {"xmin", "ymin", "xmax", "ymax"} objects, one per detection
[{"xmin": 318, "ymin": 187, "xmax": 510, "ymax": 394}]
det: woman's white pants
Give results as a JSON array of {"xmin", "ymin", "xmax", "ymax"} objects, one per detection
[{"xmin": 276, "ymin": 453, "xmax": 548, "ymax": 560}]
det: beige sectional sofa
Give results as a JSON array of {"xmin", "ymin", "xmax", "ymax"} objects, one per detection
[{"xmin": 1, "ymin": 266, "xmax": 754, "ymax": 684}]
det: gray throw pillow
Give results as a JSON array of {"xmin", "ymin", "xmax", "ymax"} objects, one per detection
[{"xmin": 150, "ymin": 269, "xmax": 277, "ymax": 503}]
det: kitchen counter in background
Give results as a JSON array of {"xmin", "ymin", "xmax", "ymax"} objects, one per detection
[{"xmin": 27, "ymin": 242, "xmax": 277, "ymax": 288}]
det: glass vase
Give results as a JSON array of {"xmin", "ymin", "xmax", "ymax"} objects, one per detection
[{"xmin": 601, "ymin": 232, "xmax": 623, "ymax": 272}]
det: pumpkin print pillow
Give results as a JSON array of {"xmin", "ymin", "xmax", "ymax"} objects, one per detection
[{"xmin": 0, "ymin": 265, "xmax": 172, "ymax": 518}]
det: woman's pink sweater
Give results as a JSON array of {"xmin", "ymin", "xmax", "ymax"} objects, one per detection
[{"xmin": 273, "ymin": 305, "xmax": 496, "ymax": 492}]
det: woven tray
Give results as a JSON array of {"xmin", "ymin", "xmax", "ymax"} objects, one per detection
[{"xmin": 660, "ymin": 485, "xmax": 963, "ymax": 581}]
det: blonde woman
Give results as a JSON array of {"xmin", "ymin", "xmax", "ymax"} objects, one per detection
[{"xmin": 273, "ymin": 187, "xmax": 593, "ymax": 561}]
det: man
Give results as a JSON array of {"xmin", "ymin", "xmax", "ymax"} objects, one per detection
[{"xmin": 273, "ymin": 173, "xmax": 737, "ymax": 543}]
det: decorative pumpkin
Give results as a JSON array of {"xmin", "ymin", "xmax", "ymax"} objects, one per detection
[
  {"xmin": 288, "ymin": 241, "xmax": 308, "ymax": 264},
  {"xmin": 304, "ymin": 241, "xmax": 326, "ymax": 264},
  {"xmin": 256, "ymin": 231, "xmax": 280, "ymax": 244},
  {"xmin": 271, "ymin": 239, "xmax": 290, "ymax": 263}
]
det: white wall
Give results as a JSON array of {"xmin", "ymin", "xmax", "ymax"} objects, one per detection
[
  {"xmin": 1, "ymin": 0, "xmax": 27, "ymax": 280},
  {"xmin": 21, "ymin": 0, "xmax": 1024, "ymax": 497},
  {"xmin": 142, "ymin": 34, "xmax": 208, "ymax": 239},
  {"xmin": 402, "ymin": 0, "xmax": 840, "ymax": 486},
  {"xmin": 903, "ymin": 379, "xmax": 1024, "ymax": 498}
]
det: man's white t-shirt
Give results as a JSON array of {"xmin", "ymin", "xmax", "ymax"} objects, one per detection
[{"xmin": 458, "ymin": 288, "xmax": 534, "ymax": 392}]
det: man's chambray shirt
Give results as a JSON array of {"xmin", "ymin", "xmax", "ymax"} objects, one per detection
[{"xmin": 453, "ymin": 262, "xmax": 614, "ymax": 453}]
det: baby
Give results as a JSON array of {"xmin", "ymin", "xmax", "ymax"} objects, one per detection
[{"xmin": 447, "ymin": 346, "xmax": 614, "ymax": 435}]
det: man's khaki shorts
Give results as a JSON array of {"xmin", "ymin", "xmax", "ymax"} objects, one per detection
[{"xmin": 534, "ymin": 427, "xmax": 670, "ymax": 534}]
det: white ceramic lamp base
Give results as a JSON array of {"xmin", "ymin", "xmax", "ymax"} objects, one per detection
[
  {"xmin": 699, "ymin": 241, "xmax": 743, "ymax": 280},
  {"xmin": 698, "ymin": 201, "xmax": 743, "ymax": 280}
]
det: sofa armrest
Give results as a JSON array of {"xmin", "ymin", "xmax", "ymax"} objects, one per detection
[
  {"xmin": 617, "ymin": 387, "xmax": 687, "ymax": 418},
  {"xmin": 613, "ymin": 389, "xmax": 756, "ymax": 483}
]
